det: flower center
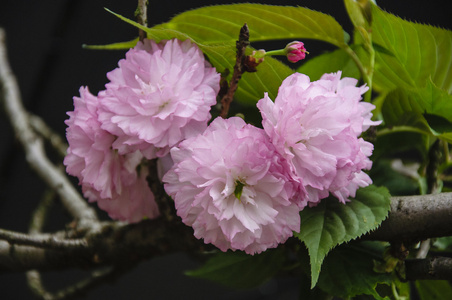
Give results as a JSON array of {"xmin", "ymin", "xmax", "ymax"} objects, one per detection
[{"xmin": 233, "ymin": 180, "xmax": 246, "ymax": 202}]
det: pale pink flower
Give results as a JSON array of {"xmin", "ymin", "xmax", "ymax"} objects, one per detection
[
  {"xmin": 163, "ymin": 117, "xmax": 301, "ymax": 255},
  {"xmin": 257, "ymin": 71, "xmax": 380, "ymax": 205},
  {"xmin": 64, "ymin": 87, "xmax": 159, "ymax": 222},
  {"xmin": 98, "ymin": 39, "xmax": 220, "ymax": 159},
  {"xmin": 285, "ymin": 41, "xmax": 308, "ymax": 63},
  {"xmin": 84, "ymin": 167, "xmax": 158, "ymax": 223}
]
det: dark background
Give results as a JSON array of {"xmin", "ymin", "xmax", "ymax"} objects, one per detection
[{"xmin": 0, "ymin": 1, "xmax": 450, "ymax": 299}]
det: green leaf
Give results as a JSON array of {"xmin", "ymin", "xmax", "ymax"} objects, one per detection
[
  {"xmin": 381, "ymin": 80, "xmax": 452, "ymax": 142},
  {"xmin": 381, "ymin": 88, "xmax": 430, "ymax": 134},
  {"xmin": 432, "ymin": 236, "xmax": 452, "ymax": 251},
  {"xmin": 370, "ymin": 4, "xmax": 452, "ymax": 93},
  {"xmin": 83, "ymin": 38, "xmax": 139, "ymax": 50},
  {"xmin": 233, "ymin": 54, "xmax": 293, "ymax": 104},
  {"xmin": 373, "ymin": 131, "xmax": 430, "ymax": 162},
  {"xmin": 344, "ymin": 0, "xmax": 368, "ymax": 29},
  {"xmin": 369, "ymin": 159, "xmax": 421, "ymax": 196},
  {"xmin": 423, "ymin": 113, "xmax": 452, "ymax": 135},
  {"xmin": 185, "ymin": 249, "xmax": 285, "ymax": 289},
  {"xmin": 294, "ymin": 185, "xmax": 391, "ymax": 288},
  {"xmin": 297, "ymin": 48, "xmax": 360, "ymax": 81},
  {"xmin": 317, "ymin": 242, "xmax": 392, "ymax": 299},
  {"xmin": 415, "ymin": 80, "xmax": 452, "ymax": 122},
  {"xmin": 159, "ymin": 4, "xmax": 348, "ymax": 48},
  {"xmin": 416, "ymin": 280, "xmax": 452, "ymax": 300}
]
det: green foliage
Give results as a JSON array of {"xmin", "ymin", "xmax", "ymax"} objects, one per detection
[
  {"xmin": 294, "ymin": 185, "xmax": 391, "ymax": 287},
  {"xmin": 381, "ymin": 80, "xmax": 452, "ymax": 142},
  {"xmin": 372, "ymin": 131, "xmax": 430, "ymax": 162},
  {"xmin": 370, "ymin": 5, "xmax": 452, "ymax": 94},
  {"xmin": 433, "ymin": 236, "xmax": 452, "ymax": 251},
  {"xmin": 416, "ymin": 280, "xmax": 452, "ymax": 300},
  {"xmin": 185, "ymin": 249, "xmax": 285, "ymax": 289},
  {"xmin": 157, "ymin": 4, "xmax": 348, "ymax": 47},
  {"xmin": 297, "ymin": 48, "xmax": 360, "ymax": 81},
  {"xmin": 344, "ymin": 0, "xmax": 369, "ymax": 30},
  {"xmin": 317, "ymin": 242, "xmax": 392, "ymax": 299},
  {"xmin": 369, "ymin": 159, "xmax": 421, "ymax": 196}
]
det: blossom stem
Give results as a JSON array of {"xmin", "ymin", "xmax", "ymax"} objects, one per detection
[
  {"xmin": 148, "ymin": 159, "xmax": 176, "ymax": 222},
  {"xmin": 344, "ymin": 45, "xmax": 373, "ymax": 102},
  {"xmin": 135, "ymin": 0, "xmax": 148, "ymax": 41},
  {"xmin": 364, "ymin": 36, "xmax": 376, "ymax": 103},
  {"xmin": 220, "ymin": 23, "xmax": 249, "ymax": 118},
  {"xmin": 265, "ymin": 49, "xmax": 286, "ymax": 56},
  {"xmin": 376, "ymin": 126, "xmax": 429, "ymax": 136}
]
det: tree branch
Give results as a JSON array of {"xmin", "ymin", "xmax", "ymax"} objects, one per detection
[
  {"xmin": 365, "ymin": 192, "xmax": 452, "ymax": 242},
  {"xmin": 1, "ymin": 192, "xmax": 451, "ymax": 277},
  {"xmin": 0, "ymin": 228, "xmax": 88, "ymax": 251},
  {"xmin": 0, "ymin": 28, "xmax": 98, "ymax": 229},
  {"xmin": 405, "ymin": 257, "xmax": 452, "ymax": 281},
  {"xmin": 0, "ymin": 217, "xmax": 208, "ymax": 273}
]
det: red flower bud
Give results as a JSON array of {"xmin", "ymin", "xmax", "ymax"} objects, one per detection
[{"xmin": 285, "ymin": 41, "xmax": 308, "ymax": 63}]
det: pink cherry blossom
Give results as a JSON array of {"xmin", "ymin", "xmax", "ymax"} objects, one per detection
[
  {"xmin": 163, "ymin": 117, "xmax": 301, "ymax": 255},
  {"xmin": 257, "ymin": 71, "xmax": 380, "ymax": 205},
  {"xmin": 64, "ymin": 87, "xmax": 159, "ymax": 222},
  {"xmin": 98, "ymin": 39, "xmax": 220, "ymax": 159},
  {"xmin": 285, "ymin": 41, "xmax": 308, "ymax": 63}
]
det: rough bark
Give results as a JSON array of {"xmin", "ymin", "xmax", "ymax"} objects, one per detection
[
  {"xmin": 406, "ymin": 257, "xmax": 452, "ymax": 281},
  {"xmin": 366, "ymin": 192, "xmax": 452, "ymax": 242}
]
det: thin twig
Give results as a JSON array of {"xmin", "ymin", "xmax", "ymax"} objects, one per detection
[
  {"xmin": 28, "ymin": 266, "xmax": 130, "ymax": 300},
  {"xmin": 135, "ymin": 0, "xmax": 148, "ymax": 41},
  {"xmin": 0, "ymin": 28, "xmax": 98, "ymax": 229},
  {"xmin": 416, "ymin": 239, "xmax": 431, "ymax": 259},
  {"xmin": 50, "ymin": 266, "xmax": 126, "ymax": 300},
  {"xmin": 0, "ymin": 228, "xmax": 88, "ymax": 250},
  {"xmin": 28, "ymin": 113, "xmax": 68, "ymax": 158},
  {"xmin": 29, "ymin": 189, "xmax": 56, "ymax": 234},
  {"xmin": 26, "ymin": 190, "xmax": 56, "ymax": 299},
  {"xmin": 219, "ymin": 23, "xmax": 250, "ymax": 118}
]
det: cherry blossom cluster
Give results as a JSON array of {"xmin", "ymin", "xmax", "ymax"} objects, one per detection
[
  {"xmin": 258, "ymin": 72, "xmax": 381, "ymax": 205},
  {"xmin": 164, "ymin": 71, "xmax": 380, "ymax": 254},
  {"xmin": 64, "ymin": 39, "xmax": 220, "ymax": 222},
  {"xmin": 65, "ymin": 38, "xmax": 379, "ymax": 254}
]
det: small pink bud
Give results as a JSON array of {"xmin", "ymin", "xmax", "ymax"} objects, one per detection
[{"xmin": 285, "ymin": 41, "xmax": 308, "ymax": 63}]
